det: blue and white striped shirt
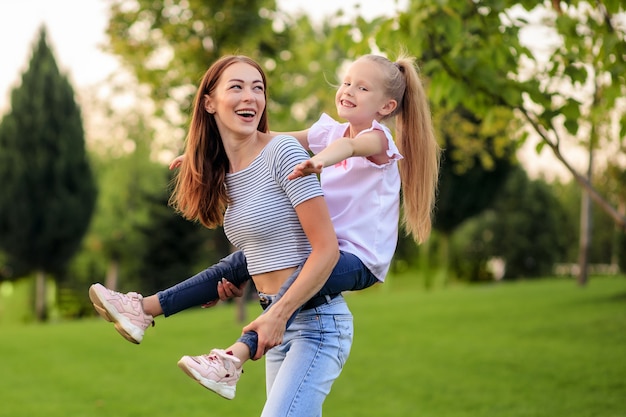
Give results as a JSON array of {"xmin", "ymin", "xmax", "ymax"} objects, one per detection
[{"xmin": 223, "ymin": 135, "xmax": 324, "ymax": 275}]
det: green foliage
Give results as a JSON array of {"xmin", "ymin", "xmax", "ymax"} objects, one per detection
[
  {"xmin": 453, "ymin": 168, "xmax": 572, "ymax": 280},
  {"xmin": 0, "ymin": 26, "xmax": 96, "ymax": 276},
  {"xmin": 103, "ymin": 0, "xmax": 385, "ymax": 135},
  {"xmin": 434, "ymin": 106, "xmax": 517, "ymax": 235},
  {"xmin": 375, "ymin": 0, "xmax": 626, "ymax": 229},
  {"xmin": 74, "ymin": 160, "xmax": 141, "ymax": 283},
  {"xmin": 1, "ymin": 276, "xmax": 625, "ymax": 416},
  {"xmin": 106, "ymin": 0, "xmax": 287, "ymax": 120},
  {"xmin": 66, "ymin": 103, "xmax": 181, "ymax": 295}
]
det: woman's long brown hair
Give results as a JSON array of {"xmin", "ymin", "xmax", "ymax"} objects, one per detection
[{"xmin": 169, "ymin": 55, "xmax": 269, "ymax": 228}]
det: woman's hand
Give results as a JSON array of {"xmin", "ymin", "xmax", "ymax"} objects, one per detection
[
  {"xmin": 201, "ymin": 279, "xmax": 246, "ymax": 308},
  {"xmin": 242, "ymin": 310, "xmax": 288, "ymax": 360}
]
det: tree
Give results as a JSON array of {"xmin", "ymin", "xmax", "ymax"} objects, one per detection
[
  {"xmin": 432, "ymin": 106, "xmax": 516, "ymax": 283},
  {"xmin": 434, "ymin": 106, "xmax": 516, "ymax": 234},
  {"xmin": 487, "ymin": 168, "xmax": 571, "ymax": 278},
  {"xmin": 452, "ymin": 168, "xmax": 571, "ymax": 280},
  {"xmin": 369, "ymin": 0, "xmax": 625, "ymax": 284},
  {"xmin": 104, "ymin": 1, "xmax": 387, "ymax": 131},
  {"xmin": 0, "ymin": 27, "xmax": 97, "ymax": 320},
  {"xmin": 106, "ymin": 0, "xmax": 288, "ymax": 125},
  {"xmin": 71, "ymin": 94, "xmax": 174, "ymax": 294}
]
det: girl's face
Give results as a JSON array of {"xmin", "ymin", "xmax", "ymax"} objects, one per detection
[
  {"xmin": 335, "ymin": 59, "xmax": 396, "ymax": 129},
  {"xmin": 205, "ymin": 62, "xmax": 266, "ymax": 140}
]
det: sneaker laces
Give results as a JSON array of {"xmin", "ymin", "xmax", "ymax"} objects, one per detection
[
  {"xmin": 199, "ymin": 350, "xmax": 243, "ymax": 377},
  {"xmin": 207, "ymin": 349, "xmax": 241, "ymax": 365},
  {"xmin": 126, "ymin": 292, "xmax": 155, "ymax": 327}
]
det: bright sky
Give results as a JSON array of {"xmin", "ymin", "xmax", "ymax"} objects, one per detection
[{"xmin": 0, "ymin": 0, "xmax": 117, "ymax": 113}]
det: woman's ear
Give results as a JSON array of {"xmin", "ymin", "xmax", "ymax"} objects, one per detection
[{"xmin": 204, "ymin": 94, "xmax": 215, "ymax": 114}]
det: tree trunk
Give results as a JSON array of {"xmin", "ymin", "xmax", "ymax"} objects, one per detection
[
  {"xmin": 440, "ymin": 233, "xmax": 450, "ymax": 287},
  {"xmin": 577, "ymin": 143, "xmax": 594, "ymax": 286},
  {"xmin": 105, "ymin": 257, "xmax": 120, "ymax": 290},
  {"xmin": 422, "ymin": 235, "xmax": 434, "ymax": 289},
  {"xmin": 34, "ymin": 270, "xmax": 47, "ymax": 321},
  {"xmin": 611, "ymin": 199, "xmax": 625, "ymax": 271}
]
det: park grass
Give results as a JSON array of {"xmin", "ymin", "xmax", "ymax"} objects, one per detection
[{"xmin": 1, "ymin": 275, "xmax": 625, "ymax": 417}]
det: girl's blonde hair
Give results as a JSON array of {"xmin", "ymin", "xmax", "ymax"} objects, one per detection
[
  {"xmin": 169, "ymin": 55, "xmax": 269, "ymax": 228},
  {"xmin": 359, "ymin": 54, "xmax": 441, "ymax": 244}
]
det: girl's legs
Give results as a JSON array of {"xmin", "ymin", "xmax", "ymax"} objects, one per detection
[
  {"xmin": 314, "ymin": 249, "xmax": 380, "ymax": 294},
  {"xmin": 156, "ymin": 250, "xmax": 250, "ymax": 316},
  {"xmin": 89, "ymin": 250, "xmax": 250, "ymax": 344}
]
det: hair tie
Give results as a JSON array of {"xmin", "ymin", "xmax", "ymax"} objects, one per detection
[{"xmin": 394, "ymin": 62, "xmax": 404, "ymax": 72}]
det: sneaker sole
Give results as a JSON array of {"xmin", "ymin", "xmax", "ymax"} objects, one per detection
[
  {"xmin": 89, "ymin": 285, "xmax": 142, "ymax": 344},
  {"xmin": 177, "ymin": 358, "xmax": 236, "ymax": 400}
]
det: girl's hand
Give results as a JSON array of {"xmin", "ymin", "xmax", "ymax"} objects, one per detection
[
  {"xmin": 169, "ymin": 155, "xmax": 184, "ymax": 170},
  {"xmin": 287, "ymin": 159, "xmax": 323, "ymax": 180}
]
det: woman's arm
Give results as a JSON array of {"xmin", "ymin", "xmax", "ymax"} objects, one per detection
[
  {"xmin": 242, "ymin": 195, "xmax": 339, "ymax": 359},
  {"xmin": 288, "ymin": 129, "xmax": 388, "ymax": 179}
]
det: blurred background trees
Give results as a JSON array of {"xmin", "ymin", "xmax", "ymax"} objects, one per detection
[
  {"xmin": 0, "ymin": 27, "xmax": 97, "ymax": 321},
  {"xmin": 0, "ymin": 1, "xmax": 624, "ymax": 322}
]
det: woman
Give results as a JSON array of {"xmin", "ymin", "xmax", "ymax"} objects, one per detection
[{"xmin": 168, "ymin": 55, "xmax": 351, "ymax": 416}]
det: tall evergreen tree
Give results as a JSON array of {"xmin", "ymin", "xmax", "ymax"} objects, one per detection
[{"xmin": 0, "ymin": 26, "xmax": 97, "ymax": 321}]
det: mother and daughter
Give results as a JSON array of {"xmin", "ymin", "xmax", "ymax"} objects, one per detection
[{"xmin": 89, "ymin": 52, "xmax": 440, "ymax": 416}]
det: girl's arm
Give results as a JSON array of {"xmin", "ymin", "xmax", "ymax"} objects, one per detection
[
  {"xmin": 270, "ymin": 129, "xmax": 310, "ymax": 150},
  {"xmin": 242, "ymin": 195, "xmax": 339, "ymax": 359},
  {"xmin": 169, "ymin": 155, "xmax": 184, "ymax": 170},
  {"xmin": 288, "ymin": 129, "xmax": 388, "ymax": 179},
  {"xmin": 169, "ymin": 128, "xmax": 311, "ymax": 169}
]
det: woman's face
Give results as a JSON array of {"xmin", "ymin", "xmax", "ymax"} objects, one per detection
[{"xmin": 206, "ymin": 62, "xmax": 266, "ymax": 140}]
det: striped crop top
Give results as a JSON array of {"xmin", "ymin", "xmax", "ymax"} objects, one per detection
[{"xmin": 223, "ymin": 135, "xmax": 325, "ymax": 276}]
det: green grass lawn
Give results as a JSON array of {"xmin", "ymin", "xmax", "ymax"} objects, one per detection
[{"xmin": 1, "ymin": 275, "xmax": 625, "ymax": 417}]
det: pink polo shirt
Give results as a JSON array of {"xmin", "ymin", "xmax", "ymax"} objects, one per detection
[{"xmin": 308, "ymin": 113, "xmax": 403, "ymax": 281}]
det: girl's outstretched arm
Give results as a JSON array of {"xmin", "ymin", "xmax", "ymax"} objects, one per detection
[
  {"xmin": 169, "ymin": 155, "xmax": 184, "ymax": 170},
  {"xmin": 288, "ymin": 129, "xmax": 388, "ymax": 179},
  {"xmin": 270, "ymin": 129, "xmax": 310, "ymax": 149}
]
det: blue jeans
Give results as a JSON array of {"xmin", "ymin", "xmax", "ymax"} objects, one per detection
[
  {"xmin": 261, "ymin": 293, "xmax": 353, "ymax": 417},
  {"xmin": 157, "ymin": 249, "xmax": 377, "ymax": 319},
  {"xmin": 157, "ymin": 250, "xmax": 252, "ymax": 317}
]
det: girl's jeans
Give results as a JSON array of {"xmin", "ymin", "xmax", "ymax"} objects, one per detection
[
  {"xmin": 157, "ymin": 250, "xmax": 376, "ymax": 357},
  {"xmin": 261, "ymin": 293, "xmax": 353, "ymax": 417}
]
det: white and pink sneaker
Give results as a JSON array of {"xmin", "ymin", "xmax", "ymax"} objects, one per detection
[
  {"xmin": 89, "ymin": 283, "xmax": 154, "ymax": 344},
  {"xmin": 178, "ymin": 349, "xmax": 243, "ymax": 400}
]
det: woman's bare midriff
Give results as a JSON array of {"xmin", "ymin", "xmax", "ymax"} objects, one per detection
[{"xmin": 252, "ymin": 266, "xmax": 298, "ymax": 294}]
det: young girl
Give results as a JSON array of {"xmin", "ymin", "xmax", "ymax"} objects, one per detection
[{"xmin": 89, "ymin": 52, "xmax": 440, "ymax": 401}]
